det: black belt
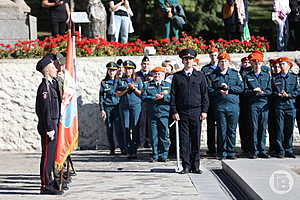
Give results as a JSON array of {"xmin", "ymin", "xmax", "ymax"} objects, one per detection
[{"xmin": 115, "ymin": 10, "xmax": 128, "ymax": 17}]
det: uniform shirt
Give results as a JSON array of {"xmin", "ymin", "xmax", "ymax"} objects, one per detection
[
  {"xmin": 170, "ymin": 70, "xmax": 209, "ymax": 114},
  {"xmin": 136, "ymin": 70, "xmax": 153, "ymax": 82},
  {"xmin": 99, "ymin": 79, "xmax": 119, "ymax": 110},
  {"xmin": 201, "ymin": 63, "xmax": 218, "ymax": 103},
  {"xmin": 142, "ymin": 80, "xmax": 171, "ymax": 118},
  {"xmin": 48, "ymin": 0, "xmax": 69, "ymax": 22},
  {"xmin": 240, "ymin": 65, "xmax": 270, "ymax": 79},
  {"xmin": 208, "ymin": 67, "xmax": 244, "ymax": 110},
  {"xmin": 201, "ymin": 63, "xmax": 218, "ymax": 76},
  {"xmin": 35, "ymin": 78, "xmax": 61, "ymax": 133},
  {"xmin": 244, "ymin": 70, "xmax": 272, "ymax": 106},
  {"xmin": 271, "ymin": 72, "xmax": 300, "ymax": 109},
  {"xmin": 116, "ymin": 77, "xmax": 143, "ymax": 105}
]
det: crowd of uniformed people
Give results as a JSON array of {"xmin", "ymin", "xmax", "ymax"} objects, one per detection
[
  {"xmin": 99, "ymin": 48, "xmax": 300, "ymax": 166},
  {"xmin": 35, "ymin": 48, "xmax": 300, "ymax": 194}
]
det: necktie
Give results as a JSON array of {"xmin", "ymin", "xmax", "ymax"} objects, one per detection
[{"xmin": 187, "ymin": 72, "xmax": 191, "ymax": 77}]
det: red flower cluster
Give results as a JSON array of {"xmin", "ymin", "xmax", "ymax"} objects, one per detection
[{"xmin": 0, "ymin": 32, "xmax": 270, "ymax": 59}]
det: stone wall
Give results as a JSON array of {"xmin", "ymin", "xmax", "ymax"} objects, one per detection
[{"xmin": 1, "ymin": 52, "xmax": 300, "ymax": 152}]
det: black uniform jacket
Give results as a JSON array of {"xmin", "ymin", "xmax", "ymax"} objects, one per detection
[
  {"xmin": 35, "ymin": 78, "xmax": 61, "ymax": 134},
  {"xmin": 170, "ymin": 69, "xmax": 209, "ymax": 114}
]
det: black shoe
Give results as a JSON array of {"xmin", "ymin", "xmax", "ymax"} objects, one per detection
[
  {"xmin": 40, "ymin": 186, "xmax": 64, "ymax": 195},
  {"xmin": 143, "ymin": 142, "xmax": 151, "ymax": 148},
  {"xmin": 257, "ymin": 153, "xmax": 270, "ymax": 159},
  {"xmin": 127, "ymin": 154, "xmax": 137, "ymax": 159},
  {"xmin": 110, "ymin": 150, "xmax": 115, "ymax": 155},
  {"xmin": 158, "ymin": 158, "xmax": 169, "ymax": 162},
  {"xmin": 248, "ymin": 153, "xmax": 257, "ymax": 159},
  {"xmin": 218, "ymin": 156, "xmax": 225, "ymax": 160},
  {"xmin": 191, "ymin": 169, "xmax": 203, "ymax": 174},
  {"xmin": 150, "ymin": 158, "xmax": 158, "ymax": 162},
  {"xmin": 206, "ymin": 150, "xmax": 216, "ymax": 157},
  {"xmin": 285, "ymin": 152, "xmax": 296, "ymax": 158},
  {"xmin": 272, "ymin": 153, "xmax": 284, "ymax": 158},
  {"xmin": 226, "ymin": 155, "xmax": 237, "ymax": 160},
  {"xmin": 179, "ymin": 168, "xmax": 189, "ymax": 174}
]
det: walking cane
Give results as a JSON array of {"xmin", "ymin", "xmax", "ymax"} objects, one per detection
[{"xmin": 169, "ymin": 120, "xmax": 183, "ymax": 172}]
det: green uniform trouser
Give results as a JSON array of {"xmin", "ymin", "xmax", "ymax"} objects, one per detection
[
  {"xmin": 164, "ymin": 19, "xmax": 179, "ymax": 40},
  {"xmin": 149, "ymin": 116, "xmax": 170, "ymax": 159}
]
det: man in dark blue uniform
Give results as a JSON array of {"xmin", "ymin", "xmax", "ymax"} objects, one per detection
[
  {"xmin": 201, "ymin": 48, "xmax": 219, "ymax": 157},
  {"xmin": 171, "ymin": 49, "xmax": 209, "ymax": 174},
  {"xmin": 238, "ymin": 56, "xmax": 252, "ymax": 156},
  {"xmin": 35, "ymin": 55, "xmax": 63, "ymax": 195},
  {"xmin": 208, "ymin": 52, "xmax": 244, "ymax": 160},
  {"xmin": 244, "ymin": 53, "xmax": 272, "ymax": 158},
  {"xmin": 136, "ymin": 56, "xmax": 153, "ymax": 148},
  {"xmin": 268, "ymin": 58, "xmax": 281, "ymax": 156},
  {"xmin": 272, "ymin": 57, "xmax": 300, "ymax": 158},
  {"xmin": 142, "ymin": 66, "xmax": 171, "ymax": 162}
]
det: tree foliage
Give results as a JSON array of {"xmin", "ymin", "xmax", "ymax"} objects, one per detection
[{"xmin": 182, "ymin": 0, "xmax": 224, "ymax": 39}]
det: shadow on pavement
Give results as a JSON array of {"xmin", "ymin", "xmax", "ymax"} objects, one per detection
[{"xmin": 0, "ymin": 174, "xmax": 40, "ymax": 195}]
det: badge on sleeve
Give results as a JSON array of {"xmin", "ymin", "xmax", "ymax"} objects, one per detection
[{"xmin": 42, "ymin": 92, "xmax": 48, "ymax": 99}]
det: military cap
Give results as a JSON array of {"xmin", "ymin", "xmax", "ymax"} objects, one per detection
[
  {"xmin": 116, "ymin": 59, "xmax": 123, "ymax": 67},
  {"xmin": 106, "ymin": 62, "xmax": 119, "ymax": 70},
  {"xmin": 269, "ymin": 58, "xmax": 278, "ymax": 64},
  {"xmin": 241, "ymin": 57, "xmax": 249, "ymax": 62},
  {"xmin": 217, "ymin": 52, "xmax": 230, "ymax": 60},
  {"xmin": 208, "ymin": 48, "xmax": 218, "ymax": 54},
  {"xmin": 142, "ymin": 56, "xmax": 150, "ymax": 63},
  {"xmin": 251, "ymin": 50, "xmax": 264, "ymax": 58},
  {"xmin": 249, "ymin": 54, "xmax": 263, "ymax": 62},
  {"xmin": 55, "ymin": 52, "xmax": 66, "ymax": 65},
  {"xmin": 123, "ymin": 60, "xmax": 136, "ymax": 69},
  {"xmin": 248, "ymin": 52, "xmax": 264, "ymax": 62},
  {"xmin": 151, "ymin": 66, "xmax": 165, "ymax": 73},
  {"xmin": 277, "ymin": 57, "xmax": 293, "ymax": 67},
  {"xmin": 179, "ymin": 49, "xmax": 197, "ymax": 59},
  {"xmin": 36, "ymin": 54, "xmax": 55, "ymax": 73}
]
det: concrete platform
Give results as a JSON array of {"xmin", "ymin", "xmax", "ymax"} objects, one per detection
[{"xmin": 222, "ymin": 158, "xmax": 300, "ymax": 200}]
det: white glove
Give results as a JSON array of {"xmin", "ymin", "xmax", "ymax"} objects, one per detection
[{"xmin": 47, "ymin": 130, "xmax": 55, "ymax": 141}]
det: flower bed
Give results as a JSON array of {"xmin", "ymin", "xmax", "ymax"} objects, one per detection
[{"xmin": 0, "ymin": 32, "xmax": 269, "ymax": 59}]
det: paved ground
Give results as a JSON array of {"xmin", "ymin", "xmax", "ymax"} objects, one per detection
[
  {"xmin": 1, "ymin": 148, "xmax": 300, "ymax": 200},
  {"xmin": 0, "ymin": 149, "xmax": 231, "ymax": 200}
]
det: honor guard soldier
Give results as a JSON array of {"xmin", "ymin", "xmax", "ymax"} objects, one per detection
[
  {"xmin": 171, "ymin": 49, "xmax": 209, "ymax": 174},
  {"xmin": 136, "ymin": 56, "xmax": 153, "ymax": 148},
  {"xmin": 208, "ymin": 52, "xmax": 244, "ymax": 160},
  {"xmin": 35, "ymin": 55, "xmax": 63, "ymax": 195},
  {"xmin": 244, "ymin": 53, "xmax": 272, "ymax": 159},
  {"xmin": 271, "ymin": 57, "xmax": 300, "ymax": 158},
  {"xmin": 99, "ymin": 62, "xmax": 124, "ymax": 155},
  {"xmin": 142, "ymin": 66, "xmax": 171, "ymax": 162},
  {"xmin": 116, "ymin": 60, "xmax": 143, "ymax": 159},
  {"xmin": 201, "ymin": 48, "xmax": 219, "ymax": 157}
]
